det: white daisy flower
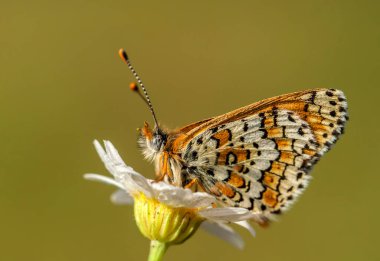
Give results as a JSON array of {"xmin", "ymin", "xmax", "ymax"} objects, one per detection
[{"xmin": 85, "ymin": 140, "xmax": 256, "ymax": 261}]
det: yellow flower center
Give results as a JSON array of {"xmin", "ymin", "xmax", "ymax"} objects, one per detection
[{"xmin": 134, "ymin": 193, "xmax": 204, "ymax": 245}]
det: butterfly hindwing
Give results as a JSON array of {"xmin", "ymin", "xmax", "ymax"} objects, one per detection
[
  {"xmin": 181, "ymin": 109, "xmax": 314, "ymax": 220},
  {"xmin": 178, "ymin": 89, "xmax": 347, "ymax": 221}
]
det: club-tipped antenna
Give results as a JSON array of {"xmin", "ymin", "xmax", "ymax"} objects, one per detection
[
  {"xmin": 119, "ymin": 48, "xmax": 159, "ymax": 128},
  {"xmin": 128, "ymin": 82, "xmax": 151, "ymax": 107}
]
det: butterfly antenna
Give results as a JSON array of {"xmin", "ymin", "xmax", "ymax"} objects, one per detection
[{"xmin": 118, "ymin": 48, "xmax": 159, "ymax": 128}]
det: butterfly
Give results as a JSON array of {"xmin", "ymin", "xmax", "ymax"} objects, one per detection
[{"xmin": 119, "ymin": 49, "xmax": 348, "ymax": 225}]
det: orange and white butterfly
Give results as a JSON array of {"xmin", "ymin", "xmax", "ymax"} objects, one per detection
[{"xmin": 119, "ymin": 49, "xmax": 348, "ymax": 225}]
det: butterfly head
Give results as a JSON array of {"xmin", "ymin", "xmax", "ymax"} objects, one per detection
[{"xmin": 139, "ymin": 122, "xmax": 167, "ymax": 161}]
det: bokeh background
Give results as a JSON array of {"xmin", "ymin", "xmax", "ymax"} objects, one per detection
[{"xmin": 1, "ymin": 0, "xmax": 379, "ymax": 260}]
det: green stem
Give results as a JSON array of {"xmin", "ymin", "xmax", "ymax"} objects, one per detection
[{"xmin": 148, "ymin": 241, "xmax": 168, "ymax": 261}]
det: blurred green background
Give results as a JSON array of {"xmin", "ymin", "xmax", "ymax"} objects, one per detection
[{"xmin": 1, "ymin": 0, "xmax": 379, "ymax": 260}]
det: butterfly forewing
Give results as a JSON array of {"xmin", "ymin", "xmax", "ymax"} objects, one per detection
[{"xmin": 177, "ymin": 89, "xmax": 347, "ymax": 221}]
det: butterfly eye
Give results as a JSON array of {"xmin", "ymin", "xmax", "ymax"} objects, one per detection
[{"xmin": 152, "ymin": 131, "xmax": 167, "ymax": 151}]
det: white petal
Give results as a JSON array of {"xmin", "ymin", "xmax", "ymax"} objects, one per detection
[
  {"xmin": 93, "ymin": 140, "xmax": 140, "ymax": 183},
  {"xmin": 156, "ymin": 185, "xmax": 194, "ymax": 207},
  {"xmin": 184, "ymin": 192, "xmax": 215, "ymax": 208},
  {"xmin": 123, "ymin": 172, "xmax": 153, "ymax": 198},
  {"xmin": 201, "ymin": 221, "xmax": 244, "ymax": 249},
  {"xmin": 198, "ymin": 207, "xmax": 253, "ymax": 222},
  {"xmin": 94, "ymin": 140, "xmax": 119, "ymax": 178},
  {"xmin": 84, "ymin": 173, "xmax": 124, "ymax": 189},
  {"xmin": 110, "ymin": 189, "xmax": 134, "ymax": 205},
  {"xmin": 93, "ymin": 140, "xmax": 154, "ymax": 197},
  {"xmin": 234, "ymin": 221, "xmax": 256, "ymax": 237},
  {"xmin": 104, "ymin": 140, "xmax": 125, "ymax": 167},
  {"xmin": 94, "ymin": 140, "xmax": 107, "ymax": 161},
  {"xmin": 151, "ymin": 182, "xmax": 215, "ymax": 208},
  {"xmin": 150, "ymin": 180, "xmax": 178, "ymax": 192}
]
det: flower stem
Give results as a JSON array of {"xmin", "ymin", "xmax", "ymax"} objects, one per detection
[{"xmin": 148, "ymin": 241, "xmax": 168, "ymax": 261}]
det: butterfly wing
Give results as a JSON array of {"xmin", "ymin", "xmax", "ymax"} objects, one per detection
[
  {"xmin": 177, "ymin": 89, "xmax": 348, "ymax": 222},
  {"xmin": 178, "ymin": 117, "xmax": 214, "ymax": 133}
]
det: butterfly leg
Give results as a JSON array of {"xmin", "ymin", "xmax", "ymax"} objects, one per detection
[
  {"xmin": 155, "ymin": 152, "xmax": 175, "ymax": 182},
  {"xmin": 154, "ymin": 171, "xmax": 166, "ymax": 182},
  {"xmin": 184, "ymin": 178, "xmax": 198, "ymax": 189},
  {"xmin": 183, "ymin": 177, "xmax": 208, "ymax": 193}
]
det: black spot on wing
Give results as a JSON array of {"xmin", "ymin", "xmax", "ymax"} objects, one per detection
[
  {"xmin": 243, "ymin": 122, "xmax": 249, "ymax": 132},
  {"xmin": 226, "ymin": 151, "xmax": 237, "ymax": 165}
]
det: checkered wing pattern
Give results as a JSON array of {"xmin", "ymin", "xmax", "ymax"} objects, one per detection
[{"xmin": 179, "ymin": 89, "xmax": 348, "ymax": 222}]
